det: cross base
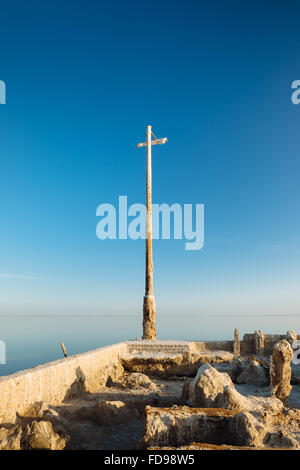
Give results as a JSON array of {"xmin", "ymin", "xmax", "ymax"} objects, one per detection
[{"xmin": 143, "ymin": 295, "xmax": 156, "ymax": 341}]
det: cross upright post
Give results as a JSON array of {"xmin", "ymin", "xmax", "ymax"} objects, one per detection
[{"xmin": 136, "ymin": 125, "xmax": 167, "ymax": 340}]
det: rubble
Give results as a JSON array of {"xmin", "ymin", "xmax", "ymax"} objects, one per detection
[
  {"xmin": 0, "ymin": 425, "xmax": 22, "ymax": 450},
  {"xmin": 24, "ymin": 420, "xmax": 69, "ymax": 450},
  {"xmin": 0, "ymin": 336, "xmax": 299, "ymax": 450}
]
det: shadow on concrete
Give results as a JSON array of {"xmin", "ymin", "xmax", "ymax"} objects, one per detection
[{"xmin": 63, "ymin": 367, "xmax": 88, "ymax": 402}]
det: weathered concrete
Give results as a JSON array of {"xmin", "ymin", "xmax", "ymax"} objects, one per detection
[
  {"xmin": 139, "ymin": 406, "xmax": 239, "ymax": 449},
  {"xmin": 233, "ymin": 329, "xmax": 240, "ymax": 357},
  {"xmin": 143, "ymin": 296, "xmax": 156, "ymax": 341},
  {"xmin": 124, "ymin": 341, "xmax": 234, "ymax": 377},
  {"xmin": 183, "ymin": 364, "xmax": 283, "ymax": 413},
  {"xmin": 270, "ymin": 340, "xmax": 293, "ymax": 405},
  {"xmin": 0, "ymin": 334, "xmax": 298, "ymax": 430},
  {"xmin": 0, "ymin": 342, "xmax": 126, "ymax": 423},
  {"xmin": 254, "ymin": 330, "xmax": 265, "ymax": 356},
  {"xmin": 241, "ymin": 331, "xmax": 300, "ymax": 355},
  {"xmin": 0, "ymin": 425, "xmax": 22, "ymax": 450},
  {"xmin": 25, "ymin": 420, "xmax": 68, "ymax": 450},
  {"xmin": 139, "ymin": 405, "xmax": 299, "ymax": 449}
]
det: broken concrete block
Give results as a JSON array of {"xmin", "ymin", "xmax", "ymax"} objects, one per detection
[
  {"xmin": 139, "ymin": 405, "xmax": 299, "ymax": 450},
  {"xmin": 229, "ymin": 412, "xmax": 297, "ymax": 448},
  {"xmin": 139, "ymin": 406, "xmax": 239, "ymax": 449}
]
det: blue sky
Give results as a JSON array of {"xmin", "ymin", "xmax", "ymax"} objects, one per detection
[{"xmin": 0, "ymin": 0, "xmax": 300, "ymax": 317}]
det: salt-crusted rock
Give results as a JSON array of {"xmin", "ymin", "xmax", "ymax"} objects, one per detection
[
  {"xmin": 24, "ymin": 420, "xmax": 68, "ymax": 450},
  {"xmin": 122, "ymin": 373, "xmax": 157, "ymax": 391},
  {"xmin": 264, "ymin": 430, "xmax": 299, "ymax": 448},
  {"xmin": 230, "ymin": 411, "xmax": 298, "ymax": 448},
  {"xmin": 187, "ymin": 364, "xmax": 230, "ymax": 406},
  {"xmin": 286, "ymin": 331, "xmax": 297, "ymax": 345},
  {"xmin": 185, "ymin": 364, "xmax": 248, "ymax": 411},
  {"xmin": 0, "ymin": 425, "xmax": 22, "ymax": 450},
  {"xmin": 184, "ymin": 364, "xmax": 283, "ymax": 413},
  {"xmin": 270, "ymin": 340, "xmax": 293, "ymax": 405},
  {"xmin": 236, "ymin": 360, "xmax": 269, "ymax": 387}
]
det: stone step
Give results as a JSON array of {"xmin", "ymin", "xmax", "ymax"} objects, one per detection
[{"xmin": 126, "ymin": 340, "xmax": 192, "ymax": 355}]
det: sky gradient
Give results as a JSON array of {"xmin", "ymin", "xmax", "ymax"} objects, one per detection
[{"xmin": 0, "ymin": 0, "xmax": 300, "ymax": 318}]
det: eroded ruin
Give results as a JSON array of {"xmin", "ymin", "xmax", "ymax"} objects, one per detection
[{"xmin": 0, "ymin": 331, "xmax": 299, "ymax": 450}]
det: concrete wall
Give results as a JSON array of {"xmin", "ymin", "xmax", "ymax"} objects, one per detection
[
  {"xmin": 0, "ymin": 332, "xmax": 297, "ymax": 423},
  {"xmin": 193, "ymin": 333, "xmax": 299, "ymax": 355},
  {"xmin": 240, "ymin": 333, "xmax": 299, "ymax": 355},
  {"xmin": 0, "ymin": 342, "xmax": 126, "ymax": 423},
  {"xmin": 193, "ymin": 341, "xmax": 233, "ymax": 352}
]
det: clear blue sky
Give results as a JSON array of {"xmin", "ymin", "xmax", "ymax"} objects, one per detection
[{"xmin": 0, "ymin": 0, "xmax": 300, "ymax": 317}]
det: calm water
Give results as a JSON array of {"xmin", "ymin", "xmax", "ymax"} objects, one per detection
[{"xmin": 0, "ymin": 314, "xmax": 299, "ymax": 376}]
